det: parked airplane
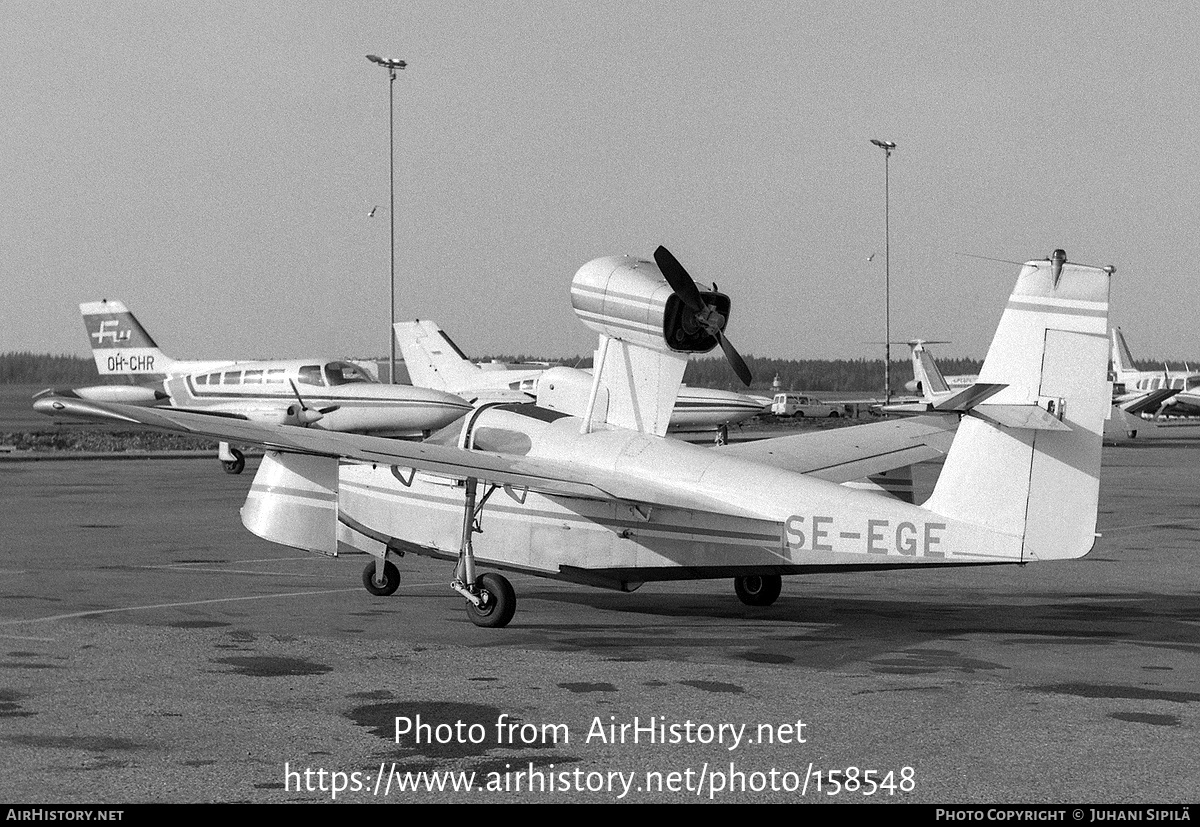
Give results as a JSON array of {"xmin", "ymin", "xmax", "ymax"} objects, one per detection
[
  {"xmin": 1103, "ymin": 388, "xmax": 1188, "ymax": 442},
  {"xmin": 1109, "ymin": 327, "xmax": 1200, "ymax": 417},
  {"xmin": 394, "ymin": 319, "xmax": 767, "ymax": 431},
  {"xmin": 35, "ymin": 299, "xmax": 473, "ymax": 473},
  {"xmin": 883, "ymin": 340, "xmax": 995, "ymax": 416},
  {"xmin": 36, "ymin": 247, "xmax": 1111, "ymax": 629},
  {"xmin": 902, "ymin": 340, "xmax": 978, "ymax": 396},
  {"xmin": 890, "ymin": 332, "xmax": 1191, "ymax": 445}
]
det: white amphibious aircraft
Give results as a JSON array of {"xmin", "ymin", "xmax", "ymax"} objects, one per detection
[
  {"xmin": 35, "ymin": 300, "xmax": 472, "ymax": 473},
  {"xmin": 394, "ymin": 320, "xmax": 767, "ymax": 430},
  {"xmin": 37, "ymin": 248, "xmax": 1112, "ymax": 628}
]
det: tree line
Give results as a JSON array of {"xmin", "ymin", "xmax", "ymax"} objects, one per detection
[
  {"xmin": 0, "ymin": 353, "xmax": 100, "ymax": 385},
  {"xmin": 4, "ymin": 350, "xmax": 1198, "ymax": 393}
]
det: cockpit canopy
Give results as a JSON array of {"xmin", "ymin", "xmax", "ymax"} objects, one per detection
[{"xmin": 298, "ymin": 361, "xmax": 374, "ymax": 386}]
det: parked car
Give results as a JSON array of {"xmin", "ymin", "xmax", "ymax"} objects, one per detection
[{"xmin": 771, "ymin": 393, "xmax": 840, "ymax": 418}]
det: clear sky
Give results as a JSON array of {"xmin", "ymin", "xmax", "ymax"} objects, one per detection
[{"xmin": 2, "ymin": 1, "xmax": 1197, "ymax": 369}]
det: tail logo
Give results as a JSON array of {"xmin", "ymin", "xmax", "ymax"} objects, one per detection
[{"xmin": 91, "ymin": 320, "xmax": 131, "ymax": 345}]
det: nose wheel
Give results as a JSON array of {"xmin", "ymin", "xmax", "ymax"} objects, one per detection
[{"xmin": 362, "ymin": 560, "xmax": 401, "ymax": 596}]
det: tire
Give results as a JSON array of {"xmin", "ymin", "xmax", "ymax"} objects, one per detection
[
  {"xmin": 828, "ymin": 410, "xmax": 840, "ymax": 418},
  {"xmin": 794, "ymin": 411, "xmax": 805, "ymax": 418},
  {"xmin": 362, "ymin": 560, "xmax": 401, "ymax": 596},
  {"xmin": 734, "ymin": 574, "xmax": 782, "ymax": 607},
  {"xmin": 466, "ymin": 573, "xmax": 517, "ymax": 628},
  {"xmin": 222, "ymin": 449, "xmax": 246, "ymax": 475}
]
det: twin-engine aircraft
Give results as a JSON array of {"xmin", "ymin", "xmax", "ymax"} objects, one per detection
[
  {"xmin": 1110, "ymin": 327, "xmax": 1200, "ymax": 417},
  {"xmin": 38, "ymin": 248, "xmax": 1112, "ymax": 629},
  {"xmin": 34, "ymin": 300, "xmax": 472, "ymax": 473},
  {"xmin": 394, "ymin": 320, "xmax": 768, "ymax": 431}
]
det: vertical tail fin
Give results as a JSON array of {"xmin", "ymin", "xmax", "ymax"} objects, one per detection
[
  {"xmin": 80, "ymin": 300, "xmax": 176, "ymax": 376},
  {"xmin": 911, "ymin": 342, "xmax": 951, "ymax": 399},
  {"xmin": 923, "ymin": 254, "xmax": 1112, "ymax": 561},
  {"xmin": 393, "ymin": 320, "xmax": 484, "ymax": 391},
  {"xmin": 1111, "ymin": 327, "xmax": 1137, "ymax": 375}
]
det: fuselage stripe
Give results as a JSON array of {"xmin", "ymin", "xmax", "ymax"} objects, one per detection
[{"xmin": 340, "ymin": 479, "xmax": 782, "ymax": 543}]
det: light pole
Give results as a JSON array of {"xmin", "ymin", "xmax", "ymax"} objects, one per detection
[
  {"xmin": 870, "ymin": 138, "xmax": 896, "ymax": 405},
  {"xmin": 367, "ymin": 54, "xmax": 407, "ymax": 383}
]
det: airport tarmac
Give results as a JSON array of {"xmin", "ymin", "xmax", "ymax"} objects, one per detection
[{"xmin": 0, "ymin": 448, "xmax": 1197, "ymax": 804}]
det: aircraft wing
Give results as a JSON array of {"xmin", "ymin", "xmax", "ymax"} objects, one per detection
[
  {"xmin": 719, "ymin": 415, "xmax": 956, "ymax": 483},
  {"xmin": 1115, "ymin": 387, "xmax": 1179, "ymax": 416},
  {"xmin": 32, "ymin": 396, "xmax": 760, "ymax": 517}
]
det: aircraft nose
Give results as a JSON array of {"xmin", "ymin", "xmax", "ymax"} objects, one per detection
[{"xmin": 425, "ymin": 388, "xmax": 474, "ymax": 412}]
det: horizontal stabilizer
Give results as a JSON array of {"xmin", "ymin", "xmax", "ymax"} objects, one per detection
[
  {"xmin": 969, "ymin": 404, "xmax": 1071, "ymax": 432},
  {"xmin": 930, "ymin": 382, "xmax": 1007, "ymax": 412}
]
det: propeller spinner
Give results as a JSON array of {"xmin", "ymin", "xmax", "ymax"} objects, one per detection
[
  {"xmin": 288, "ymin": 380, "xmax": 339, "ymax": 426},
  {"xmin": 653, "ymin": 246, "xmax": 753, "ymax": 386}
]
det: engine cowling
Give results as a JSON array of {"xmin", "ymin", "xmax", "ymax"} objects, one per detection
[{"xmin": 570, "ymin": 255, "xmax": 729, "ymax": 355}]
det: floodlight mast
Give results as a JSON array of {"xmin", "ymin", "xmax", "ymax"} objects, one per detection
[
  {"xmin": 870, "ymin": 139, "xmax": 896, "ymax": 405},
  {"xmin": 366, "ymin": 54, "xmax": 408, "ymax": 383}
]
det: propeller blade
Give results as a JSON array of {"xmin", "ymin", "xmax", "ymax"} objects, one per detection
[
  {"xmin": 653, "ymin": 245, "xmax": 705, "ymax": 312},
  {"xmin": 288, "ymin": 379, "xmax": 307, "ymax": 409},
  {"xmin": 717, "ymin": 331, "xmax": 753, "ymax": 387},
  {"xmin": 288, "ymin": 380, "xmax": 325, "ymax": 425},
  {"xmin": 318, "ymin": 405, "xmax": 340, "ymax": 414}
]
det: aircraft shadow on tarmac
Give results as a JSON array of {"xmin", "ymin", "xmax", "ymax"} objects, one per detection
[{"xmin": 499, "ymin": 586, "xmax": 1200, "ymax": 674}]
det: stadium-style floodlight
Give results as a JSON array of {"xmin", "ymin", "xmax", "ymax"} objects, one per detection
[
  {"xmin": 366, "ymin": 54, "xmax": 408, "ymax": 383},
  {"xmin": 870, "ymin": 138, "xmax": 896, "ymax": 405}
]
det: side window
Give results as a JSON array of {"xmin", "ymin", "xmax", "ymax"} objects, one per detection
[
  {"xmin": 266, "ymin": 369, "xmax": 286, "ymax": 384},
  {"xmin": 243, "ymin": 369, "xmax": 263, "ymax": 385},
  {"xmin": 222, "ymin": 371, "xmax": 242, "ymax": 386},
  {"xmin": 195, "ymin": 374, "xmax": 208, "ymax": 386},
  {"xmin": 298, "ymin": 365, "xmax": 324, "ymax": 386}
]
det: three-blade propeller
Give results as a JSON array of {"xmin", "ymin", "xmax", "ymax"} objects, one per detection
[{"xmin": 653, "ymin": 245, "xmax": 753, "ymax": 386}]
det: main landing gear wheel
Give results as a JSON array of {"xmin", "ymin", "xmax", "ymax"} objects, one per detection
[
  {"xmin": 222, "ymin": 448, "xmax": 246, "ymax": 475},
  {"xmin": 466, "ymin": 573, "xmax": 516, "ymax": 628},
  {"xmin": 362, "ymin": 560, "xmax": 401, "ymax": 596},
  {"xmin": 734, "ymin": 574, "xmax": 782, "ymax": 607}
]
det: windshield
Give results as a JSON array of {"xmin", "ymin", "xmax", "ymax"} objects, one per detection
[{"xmin": 324, "ymin": 361, "xmax": 374, "ymax": 385}]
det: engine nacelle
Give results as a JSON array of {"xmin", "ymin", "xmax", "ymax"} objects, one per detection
[
  {"xmin": 570, "ymin": 255, "xmax": 730, "ymax": 355},
  {"xmin": 33, "ymin": 384, "xmax": 169, "ymax": 406}
]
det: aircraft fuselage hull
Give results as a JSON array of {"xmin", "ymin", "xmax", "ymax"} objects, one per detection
[{"xmin": 334, "ymin": 450, "xmax": 1026, "ymax": 591}]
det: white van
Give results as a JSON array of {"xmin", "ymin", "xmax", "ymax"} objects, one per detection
[{"xmin": 771, "ymin": 393, "xmax": 839, "ymax": 418}]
